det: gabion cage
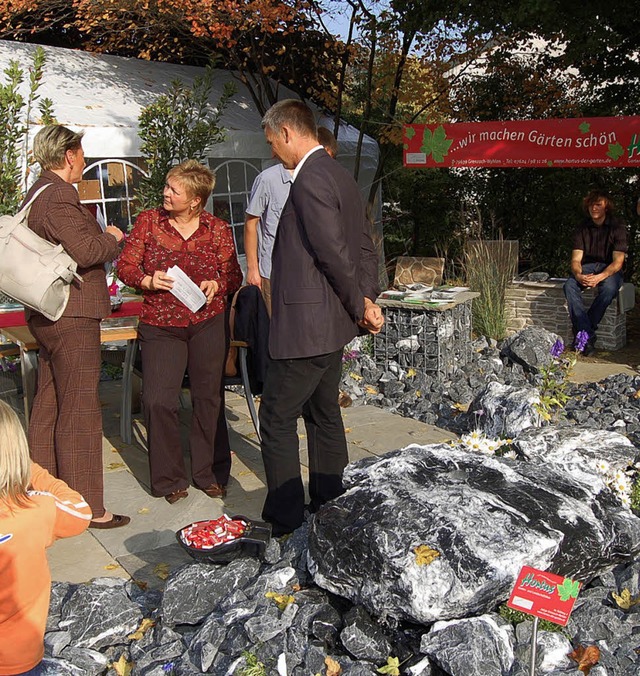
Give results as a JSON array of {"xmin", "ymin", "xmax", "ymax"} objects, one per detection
[{"xmin": 374, "ymin": 300, "xmax": 474, "ymax": 379}]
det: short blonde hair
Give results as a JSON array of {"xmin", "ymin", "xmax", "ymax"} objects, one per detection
[
  {"xmin": 33, "ymin": 125, "xmax": 84, "ymax": 171},
  {"xmin": 166, "ymin": 160, "xmax": 216, "ymax": 213},
  {"xmin": 0, "ymin": 400, "xmax": 31, "ymax": 508}
]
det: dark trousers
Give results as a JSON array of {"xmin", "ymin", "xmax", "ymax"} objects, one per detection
[
  {"xmin": 138, "ymin": 314, "xmax": 230, "ymax": 497},
  {"xmin": 28, "ymin": 316, "xmax": 105, "ymax": 518},
  {"xmin": 563, "ymin": 262, "xmax": 623, "ymax": 338},
  {"xmin": 259, "ymin": 349, "xmax": 348, "ymax": 533}
]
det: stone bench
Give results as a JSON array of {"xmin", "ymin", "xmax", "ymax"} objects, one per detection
[{"xmin": 505, "ymin": 280, "xmax": 635, "ymax": 351}]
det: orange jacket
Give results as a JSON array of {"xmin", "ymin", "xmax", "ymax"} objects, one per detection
[{"xmin": 0, "ymin": 463, "xmax": 91, "ymax": 674}]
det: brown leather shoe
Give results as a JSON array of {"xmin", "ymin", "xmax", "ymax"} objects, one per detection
[
  {"xmin": 89, "ymin": 514, "xmax": 131, "ymax": 529},
  {"xmin": 164, "ymin": 489, "xmax": 189, "ymax": 504},
  {"xmin": 202, "ymin": 483, "xmax": 227, "ymax": 499}
]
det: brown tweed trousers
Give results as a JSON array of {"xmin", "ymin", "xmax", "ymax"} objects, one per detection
[{"xmin": 23, "ymin": 171, "xmax": 120, "ymax": 518}]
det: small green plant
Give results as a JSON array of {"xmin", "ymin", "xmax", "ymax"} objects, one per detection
[
  {"xmin": 498, "ymin": 603, "xmax": 565, "ymax": 634},
  {"xmin": 238, "ymin": 651, "xmax": 267, "ymax": 676},
  {"xmin": 136, "ymin": 63, "xmax": 235, "ymax": 213},
  {"xmin": 0, "ymin": 46, "xmax": 55, "ymax": 216},
  {"xmin": 533, "ymin": 335, "xmax": 586, "ymax": 423}
]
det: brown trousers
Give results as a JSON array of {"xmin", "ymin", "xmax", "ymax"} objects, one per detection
[
  {"xmin": 138, "ymin": 313, "xmax": 230, "ymax": 497},
  {"xmin": 28, "ymin": 315, "xmax": 105, "ymax": 518}
]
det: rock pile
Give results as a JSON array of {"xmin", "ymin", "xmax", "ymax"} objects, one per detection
[
  {"xmin": 340, "ymin": 327, "xmax": 640, "ymax": 444},
  {"xmin": 41, "ymin": 426, "xmax": 640, "ymax": 675}
]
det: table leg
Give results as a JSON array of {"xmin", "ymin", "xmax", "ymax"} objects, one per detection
[
  {"xmin": 20, "ymin": 349, "xmax": 38, "ymax": 429},
  {"xmin": 120, "ymin": 338, "xmax": 137, "ymax": 444}
]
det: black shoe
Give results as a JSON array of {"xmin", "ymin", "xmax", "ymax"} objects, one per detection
[{"xmin": 582, "ymin": 337, "xmax": 597, "ymax": 356}]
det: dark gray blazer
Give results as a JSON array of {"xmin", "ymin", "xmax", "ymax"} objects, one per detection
[{"xmin": 269, "ymin": 148, "xmax": 380, "ymax": 359}]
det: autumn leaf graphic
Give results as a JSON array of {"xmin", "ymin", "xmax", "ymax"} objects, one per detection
[
  {"xmin": 579, "ymin": 122, "xmax": 591, "ymax": 134},
  {"xmin": 420, "ymin": 125, "xmax": 453, "ymax": 163},
  {"xmin": 557, "ymin": 577, "xmax": 580, "ymax": 602},
  {"xmin": 404, "ymin": 126, "xmax": 416, "ymax": 141}
]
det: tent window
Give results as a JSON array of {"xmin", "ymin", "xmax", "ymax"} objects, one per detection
[
  {"xmin": 80, "ymin": 159, "xmax": 147, "ymax": 231},
  {"xmin": 209, "ymin": 159, "xmax": 261, "ymax": 256}
]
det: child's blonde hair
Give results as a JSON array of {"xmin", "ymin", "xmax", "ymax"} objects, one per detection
[{"xmin": 0, "ymin": 401, "xmax": 31, "ymax": 508}]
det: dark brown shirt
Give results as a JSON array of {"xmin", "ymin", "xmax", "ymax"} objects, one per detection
[{"xmin": 572, "ymin": 215, "xmax": 628, "ymax": 265}]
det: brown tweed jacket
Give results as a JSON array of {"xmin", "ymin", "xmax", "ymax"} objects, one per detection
[{"xmin": 22, "ymin": 171, "xmax": 120, "ymax": 320}]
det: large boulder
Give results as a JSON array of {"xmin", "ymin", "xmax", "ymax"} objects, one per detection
[{"xmin": 307, "ymin": 443, "xmax": 640, "ymax": 625}]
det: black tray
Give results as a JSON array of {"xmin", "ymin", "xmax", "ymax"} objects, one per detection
[{"xmin": 176, "ymin": 514, "xmax": 272, "ymax": 564}]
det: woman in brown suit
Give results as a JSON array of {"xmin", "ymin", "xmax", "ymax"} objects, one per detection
[{"xmin": 23, "ymin": 125, "xmax": 129, "ymax": 528}]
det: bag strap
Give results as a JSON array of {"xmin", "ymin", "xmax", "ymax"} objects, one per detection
[{"xmin": 19, "ymin": 182, "xmax": 52, "ymax": 215}]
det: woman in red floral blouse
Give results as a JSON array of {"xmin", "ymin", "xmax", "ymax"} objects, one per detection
[{"xmin": 118, "ymin": 160, "xmax": 242, "ymax": 504}]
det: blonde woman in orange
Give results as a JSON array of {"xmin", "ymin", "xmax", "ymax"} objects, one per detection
[{"xmin": 0, "ymin": 401, "xmax": 92, "ymax": 676}]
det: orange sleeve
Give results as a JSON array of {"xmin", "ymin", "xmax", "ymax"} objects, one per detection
[{"xmin": 28, "ymin": 462, "xmax": 92, "ymax": 544}]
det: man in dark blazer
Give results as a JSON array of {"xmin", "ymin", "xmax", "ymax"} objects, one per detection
[{"xmin": 258, "ymin": 99, "xmax": 383, "ymax": 535}]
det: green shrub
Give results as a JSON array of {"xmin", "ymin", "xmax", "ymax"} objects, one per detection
[{"xmin": 0, "ymin": 47, "xmax": 55, "ymax": 216}]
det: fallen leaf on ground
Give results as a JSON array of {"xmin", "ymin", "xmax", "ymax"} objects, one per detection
[
  {"xmin": 612, "ymin": 588, "xmax": 640, "ymax": 610},
  {"xmin": 414, "ymin": 544, "xmax": 440, "ymax": 566},
  {"xmin": 365, "ymin": 385, "xmax": 378, "ymax": 394},
  {"xmin": 111, "ymin": 654, "xmax": 132, "ymax": 676},
  {"xmin": 569, "ymin": 645, "xmax": 600, "ymax": 674},
  {"xmin": 325, "ymin": 655, "xmax": 342, "ymax": 676},
  {"xmin": 128, "ymin": 617, "xmax": 156, "ymax": 640},
  {"xmin": 104, "ymin": 562, "xmax": 120, "ymax": 571},
  {"xmin": 137, "ymin": 507, "xmax": 150, "ymax": 514},
  {"xmin": 377, "ymin": 656, "xmax": 401, "ymax": 675},
  {"xmin": 106, "ymin": 462, "xmax": 125, "ymax": 470},
  {"xmin": 153, "ymin": 563, "xmax": 171, "ymax": 580}
]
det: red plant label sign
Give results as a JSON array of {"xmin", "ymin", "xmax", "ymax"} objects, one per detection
[
  {"xmin": 507, "ymin": 565, "xmax": 581, "ymax": 626},
  {"xmin": 403, "ymin": 116, "xmax": 640, "ymax": 168}
]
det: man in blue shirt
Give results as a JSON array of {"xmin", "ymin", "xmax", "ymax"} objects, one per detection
[{"xmin": 244, "ymin": 128, "xmax": 338, "ymax": 315}]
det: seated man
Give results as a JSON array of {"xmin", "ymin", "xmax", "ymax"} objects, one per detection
[{"xmin": 563, "ymin": 189, "xmax": 627, "ymax": 355}]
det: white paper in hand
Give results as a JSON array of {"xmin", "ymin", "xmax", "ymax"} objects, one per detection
[{"xmin": 166, "ymin": 265, "xmax": 206, "ymax": 312}]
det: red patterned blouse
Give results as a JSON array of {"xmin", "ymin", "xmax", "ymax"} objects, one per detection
[{"xmin": 117, "ymin": 208, "xmax": 243, "ymax": 327}]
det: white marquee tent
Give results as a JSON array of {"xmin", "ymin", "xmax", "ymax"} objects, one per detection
[{"xmin": 0, "ymin": 40, "xmax": 381, "ymax": 259}]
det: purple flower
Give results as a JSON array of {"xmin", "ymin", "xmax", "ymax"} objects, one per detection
[
  {"xmin": 574, "ymin": 330, "xmax": 589, "ymax": 353},
  {"xmin": 550, "ymin": 339, "xmax": 565, "ymax": 358}
]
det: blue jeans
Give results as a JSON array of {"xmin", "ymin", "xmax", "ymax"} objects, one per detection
[{"xmin": 563, "ymin": 262, "xmax": 623, "ymax": 338}]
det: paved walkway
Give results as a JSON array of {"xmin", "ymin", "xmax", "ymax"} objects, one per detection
[{"xmin": 47, "ymin": 381, "xmax": 456, "ymax": 588}]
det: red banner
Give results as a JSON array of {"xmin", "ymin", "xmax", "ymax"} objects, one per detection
[{"xmin": 403, "ymin": 116, "xmax": 640, "ymax": 168}]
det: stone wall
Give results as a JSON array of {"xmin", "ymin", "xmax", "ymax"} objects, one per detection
[{"xmin": 505, "ymin": 280, "xmax": 630, "ymax": 350}]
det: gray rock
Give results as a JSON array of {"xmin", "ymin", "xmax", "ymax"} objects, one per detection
[
  {"xmin": 186, "ymin": 614, "xmax": 227, "ymax": 672},
  {"xmin": 340, "ymin": 606, "xmax": 391, "ymax": 662},
  {"xmin": 161, "ymin": 558, "xmax": 260, "ymax": 626},
  {"xmin": 420, "ymin": 614, "xmax": 515, "ymax": 676},
  {"xmin": 44, "ymin": 630, "xmax": 71, "ymax": 657},
  {"xmin": 527, "ymin": 272, "xmax": 550, "ymax": 282},
  {"xmin": 515, "ymin": 426, "xmax": 638, "ymax": 475},
  {"xmin": 58, "ymin": 579, "xmax": 142, "ymax": 650},
  {"xmin": 501, "ymin": 326, "xmax": 560, "ymax": 373},
  {"xmin": 308, "ymin": 443, "xmax": 640, "ymax": 624},
  {"xmin": 40, "ymin": 657, "xmax": 86, "ymax": 675},
  {"xmin": 470, "ymin": 381, "xmax": 540, "ymax": 437},
  {"xmin": 513, "ymin": 622, "xmax": 574, "ymax": 673},
  {"xmin": 58, "ymin": 647, "xmax": 109, "ymax": 675}
]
